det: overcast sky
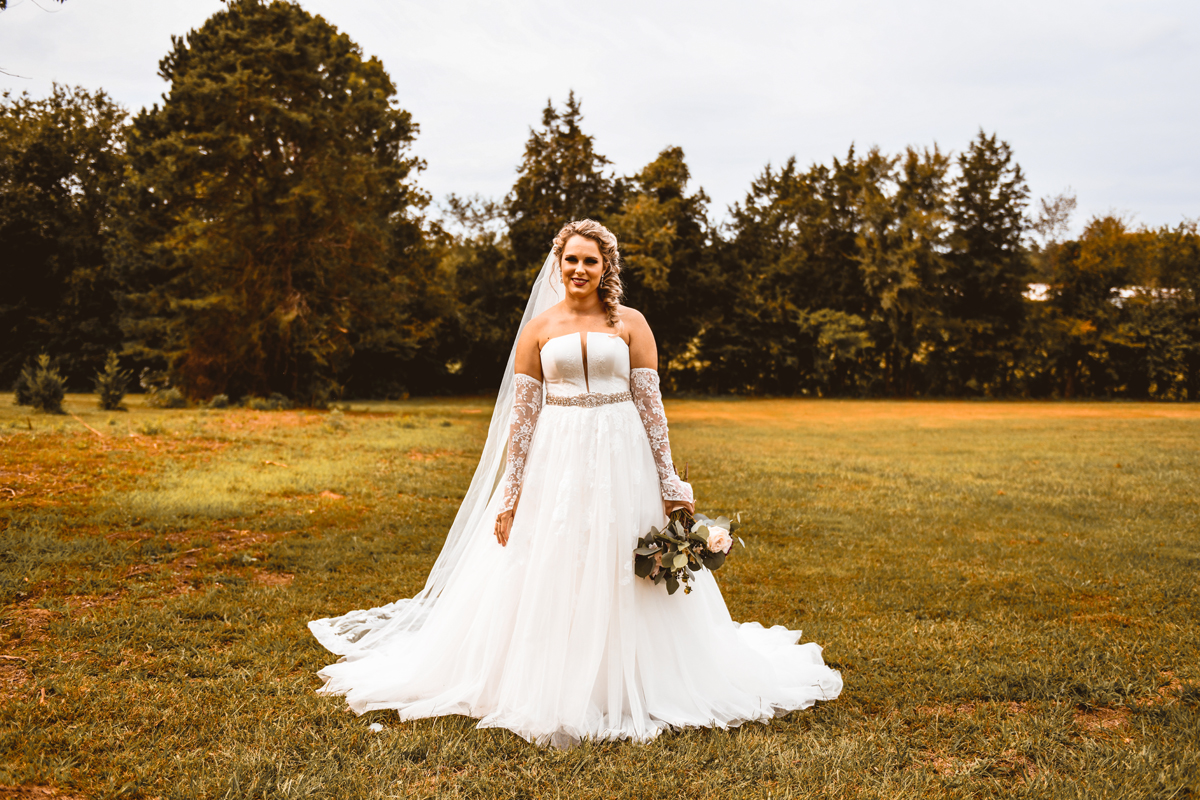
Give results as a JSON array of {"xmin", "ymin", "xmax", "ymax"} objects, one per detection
[{"xmin": 2, "ymin": 0, "xmax": 1197, "ymax": 233}]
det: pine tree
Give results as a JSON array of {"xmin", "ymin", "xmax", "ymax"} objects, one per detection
[
  {"xmin": 94, "ymin": 351, "xmax": 130, "ymax": 410},
  {"xmin": 113, "ymin": 0, "xmax": 429, "ymax": 403},
  {"xmin": 938, "ymin": 131, "xmax": 1030, "ymax": 394},
  {"xmin": 27, "ymin": 354, "xmax": 65, "ymax": 414},
  {"xmin": 506, "ymin": 92, "xmax": 618, "ymax": 271}
]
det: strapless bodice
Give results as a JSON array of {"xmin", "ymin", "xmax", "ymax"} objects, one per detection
[{"xmin": 540, "ymin": 332, "xmax": 630, "ymax": 398}]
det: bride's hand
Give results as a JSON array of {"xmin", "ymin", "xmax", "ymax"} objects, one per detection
[
  {"xmin": 494, "ymin": 509, "xmax": 514, "ymax": 547},
  {"xmin": 664, "ymin": 500, "xmax": 695, "ymax": 516}
]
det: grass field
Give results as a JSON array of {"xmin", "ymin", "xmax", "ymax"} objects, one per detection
[{"xmin": 1, "ymin": 393, "xmax": 1198, "ymax": 799}]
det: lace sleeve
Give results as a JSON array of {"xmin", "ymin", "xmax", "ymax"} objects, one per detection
[
  {"xmin": 498, "ymin": 374, "xmax": 543, "ymax": 514},
  {"xmin": 629, "ymin": 368, "xmax": 694, "ymax": 505}
]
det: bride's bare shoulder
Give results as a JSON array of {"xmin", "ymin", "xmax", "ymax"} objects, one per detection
[
  {"xmin": 520, "ymin": 308, "xmax": 558, "ymax": 346},
  {"xmin": 618, "ymin": 306, "xmax": 651, "ymax": 334}
]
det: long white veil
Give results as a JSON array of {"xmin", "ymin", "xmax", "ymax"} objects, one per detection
[{"xmin": 309, "ymin": 249, "xmax": 563, "ymax": 657}]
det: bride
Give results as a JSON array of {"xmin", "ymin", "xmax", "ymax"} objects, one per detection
[{"xmin": 309, "ymin": 220, "xmax": 842, "ymax": 748}]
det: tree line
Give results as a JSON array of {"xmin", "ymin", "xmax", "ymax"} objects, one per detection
[{"xmin": 2, "ymin": 0, "xmax": 1198, "ymax": 403}]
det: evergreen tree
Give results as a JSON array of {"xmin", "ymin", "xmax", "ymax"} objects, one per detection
[
  {"xmin": 0, "ymin": 86, "xmax": 127, "ymax": 388},
  {"xmin": 94, "ymin": 351, "xmax": 131, "ymax": 410},
  {"xmin": 709, "ymin": 150, "xmax": 876, "ymax": 394},
  {"xmin": 936, "ymin": 131, "xmax": 1030, "ymax": 394},
  {"xmin": 113, "ymin": 0, "xmax": 429, "ymax": 403},
  {"xmin": 855, "ymin": 146, "xmax": 951, "ymax": 396},
  {"xmin": 607, "ymin": 147, "xmax": 713, "ymax": 383},
  {"xmin": 506, "ymin": 92, "xmax": 618, "ymax": 271},
  {"xmin": 26, "ymin": 354, "xmax": 65, "ymax": 414}
]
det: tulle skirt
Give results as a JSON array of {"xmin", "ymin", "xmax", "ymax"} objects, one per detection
[{"xmin": 309, "ymin": 400, "xmax": 842, "ymax": 747}]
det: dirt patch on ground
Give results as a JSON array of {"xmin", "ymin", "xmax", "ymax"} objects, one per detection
[
  {"xmin": 211, "ymin": 528, "xmax": 290, "ymax": 553},
  {"xmin": 253, "ymin": 571, "xmax": 295, "ymax": 587},
  {"xmin": 914, "ymin": 701, "xmax": 1029, "ymax": 717},
  {"xmin": 918, "ymin": 748, "xmax": 1040, "ymax": 781},
  {"xmin": 1, "ymin": 607, "xmax": 57, "ymax": 645},
  {"xmin": 407, "ymin": 449, "xmax": 455, "ymax": 462},
  {"xmin": 219, "ymin": 411, "xmax": 324, "ymax": 434},
  {"xmin": 61, "ymin": 592, "xmax": 123, "ymax": 612},
  {"xmin": 0, "ymin": 662, "xmax": 30, "ymax": 701},
  {"xmin": 1074, "ymin": 707, "xmax": 1130, "ymax": 734}
]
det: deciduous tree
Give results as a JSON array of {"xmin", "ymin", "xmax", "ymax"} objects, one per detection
[{"xmin": 0, "ymin": 85, "xmax": 127, "ymax": 388}]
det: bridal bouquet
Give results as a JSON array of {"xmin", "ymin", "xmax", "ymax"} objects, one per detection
[{"xmin": 634, "ymin": 510, "xmax": 743, "ymax": 595}]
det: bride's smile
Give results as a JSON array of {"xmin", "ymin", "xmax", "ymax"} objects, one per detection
[{"xmin": 560, "ymin": 237, "xmax": 603, "ymax": 298}]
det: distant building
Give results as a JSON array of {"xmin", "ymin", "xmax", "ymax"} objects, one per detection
[{"xmin": 1023, "ymin": 284, "xmax": 1182, "ymax": 306}]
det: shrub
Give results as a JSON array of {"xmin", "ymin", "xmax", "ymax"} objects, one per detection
[
  {"xmin": 208, "ymin": 394, "xmax": 229, "ymax": 409},
  {"xmin": 137, "ymin": 420, "xmax": 165, "ymax": 436},
  {"xmin": 146, "ymin": 387, "xmax": 187, "ymax": 409},
  {"xmin": 12, "ymin": 362, "xmax": 35, "ymax": 406},
  {"xmin": 27, "ymin": 355, "xmax": 66, "ymax": 414},
  {"xmin": 94, "ymin": 352, "xmax": 131, "ymax": 411},
  {"xmin": 324, "ymin": 408, "xmax": 347, "ymax": 432},
  {"xmin": 246, "ymin": 393, "xmax": 292, "ymax": 411}
]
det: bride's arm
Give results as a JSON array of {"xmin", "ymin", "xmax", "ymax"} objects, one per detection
[
  {"xmin": 494, "ymin": 324, "xmax": 544, "ymax": 546},
  {"xmin": 625, "ymin": 310, "xmax": 695, "ymax": 515}
]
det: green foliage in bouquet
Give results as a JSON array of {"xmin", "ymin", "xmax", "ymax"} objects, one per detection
[{"xmin": 633, "ymin": 511, "xmax": 743, "ymax": 595}]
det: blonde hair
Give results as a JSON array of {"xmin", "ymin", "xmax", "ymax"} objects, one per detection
[{"xmin": 551, "ymin": 219, "xmax": 623, "ymax": 327}]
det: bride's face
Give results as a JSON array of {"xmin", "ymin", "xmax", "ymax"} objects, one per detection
[{"xmin": 560, "ymin": 235, "xmax": 604, "ymax": 300}]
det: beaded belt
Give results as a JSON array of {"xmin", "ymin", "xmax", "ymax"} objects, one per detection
[{"xmin": 545, "ymin": 390, "xmax": 632, "ymax": 408}]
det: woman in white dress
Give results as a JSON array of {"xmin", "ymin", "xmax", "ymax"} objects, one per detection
[{"xmin": 309, "ymin": 220, "xmax": 842, "ymax": 748}]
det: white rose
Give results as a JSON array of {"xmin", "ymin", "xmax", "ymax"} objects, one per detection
[{"xmin": 704, "ymin": 525, "xmax": 733, "ymax": 554}]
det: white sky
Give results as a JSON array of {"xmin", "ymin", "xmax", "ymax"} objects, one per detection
[{"xmin": 2, "ymin": 0, "xmax": 1197, "ymax": 233}]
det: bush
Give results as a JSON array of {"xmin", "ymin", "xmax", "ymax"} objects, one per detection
[
  {"xmin": 324, "ymin": 408, "xmax": 347, "ymax": 432},
  {"xmin": 246, "ymin": 393, "xmax": 292, "ymax": 411},
  {"xmin": 137, "ymin": 420, "xmax": 165, "ymax": 436},
  {"xmin": 208, "ymin": 394, "xmax": 229, "ymax": 409},
  {"xmin": 26, "ymin": 354, "xmax": 66, "ymax": 414},
  {"xmin": 12, "ymin": 362, "xmax": 35, "ymax": 406},
  {"xmin": 146, "ymin": 387, "xmax": 187, "ymax": 409},
  {"xmin": 94, "ymin": 352, "xmax": 131, "ymax": 411}
]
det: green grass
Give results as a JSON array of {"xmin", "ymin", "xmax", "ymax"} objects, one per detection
[{"xmin": 1, "ymin": 393, "xmax": 1198, "ymax": 799}]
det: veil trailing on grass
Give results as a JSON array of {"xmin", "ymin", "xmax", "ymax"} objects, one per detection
[{"xmin": 309, "ymin": 250, "xmax": 563, "ymax": 656}]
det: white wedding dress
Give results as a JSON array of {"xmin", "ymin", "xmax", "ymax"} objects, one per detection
[{"xmin": 309, "ymin": 330, "xmax": 842, "ymax": 747}]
